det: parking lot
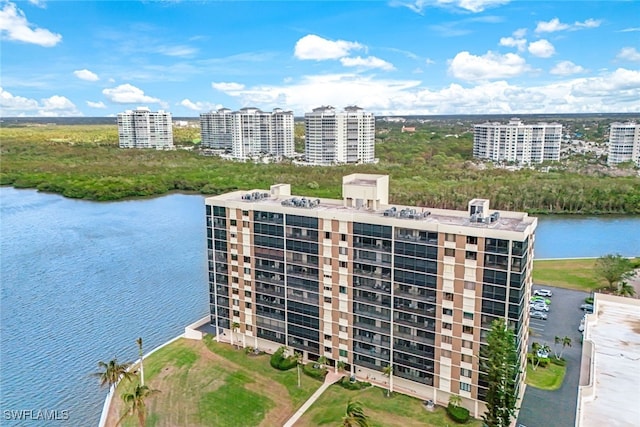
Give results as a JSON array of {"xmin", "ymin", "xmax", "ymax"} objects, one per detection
[{"xmin": 516, "ymin": 285, "xmax": 590, "ymax": 427}]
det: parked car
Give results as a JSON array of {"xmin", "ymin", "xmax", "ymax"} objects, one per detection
[
  {"xmin": 530, "ymin": 296, "xmax": 551, "ymax": 305},
  {"xmin": 534, "ymin": 289, "xmax": 553, "ymax": 297},
  {"xmin": 580, "ymin": 303, "xmax": 594, "ymax": 312},
  {"xmin": 530, "ymin": 302, "xmax": 549, "ymax": 312},
  {"xmin": 530, "ymin": 310, "xmax": 548, "ymax": 320}
]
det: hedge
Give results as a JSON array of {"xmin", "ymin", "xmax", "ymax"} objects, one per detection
[
  {"xmin": 269, "ymin": 347, "xmax": 298, "ymax": 371},
  {"xmin": 447, "ymin": 403, "xmax": 470, "ymax": 423},
  {"xmin": 337, "ymin": 377, "xmax": 371, "ymax": 390},
  {"xmin": 303, "ymin": 362, "xmax": 328, "ymax": 381}
]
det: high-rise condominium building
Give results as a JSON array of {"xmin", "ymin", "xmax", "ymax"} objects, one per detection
[
  {"xmin": 305, "ymin": 106, "xmax": 375, "ymax": 165},
  {"xmin": 473, "ymin": 119, "xmax": 562, "ymax": 164},
  {"xmin": 200, "ymin": 107, "xmax": 294, "ymax": 159},
  {"xmin": 205, "ymin": 174, "xmax": 537, "ymax": 417},
  {"xmin": 607, "ymin": 122, "xmax": 640, "ymax": 167},
  {"xmin": 117, "ymin": 107, "xmax": 173, "ymax": 149}
]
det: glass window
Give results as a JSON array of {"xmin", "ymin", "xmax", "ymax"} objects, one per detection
[
  {"xmin": 445, "ymin": 248, "xmax": 455, "ymax": 257},
  {"xmin": 442, "ymin": 349, "xmax": 451, "ymax": 358},
  {"xmin": 461, "ymin": 354, "xmax": 473, "ymax": 363},
  {"xmin": 339, "ymin": 349, "xmax": 347, "ymax": 357},
  {"xmin": 444, "ymin": 292, "xmax": 454, "ymax": 301},
  {"xmin": 461, "ymin": 368, "xmax": 472, "ymax": 378},
  {"xmin": 445, "ymin": 233, "xmax": 456, "ymax": 242},
  {"xmin": 442, "ymin": 335, "xmax": 452, "ymax": 344},
  {"xmin": 443, "ymin": 308, "xmax": 453, "ymax": 316},
  {"xmin": 466, "ymin": 236, "xmax": 477, "ymax": 245},
  {"xmin": 442, "ymin": 322, "xmax": 452, "ymax": 330},
  {"xmin": 460, "ymin": 382, "xmax": 471, "ymax": 392},
  {"xmin": 464, "ymin": 281, "xmax": 476, "ymax": 290},
  {"xmin": 463, "ymin": 312, "xmax": 474, "ymax": 320}
]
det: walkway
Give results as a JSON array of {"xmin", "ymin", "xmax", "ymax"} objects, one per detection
[{"xmin": 282, "ymin": 370, "xmax": 345, "ymax": 427}]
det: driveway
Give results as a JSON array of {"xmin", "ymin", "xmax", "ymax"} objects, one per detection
[{"xmin": 516, "ymin": 285, "xmax": 590, "ymax": 427}]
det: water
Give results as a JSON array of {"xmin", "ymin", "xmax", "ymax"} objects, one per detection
[
  {"xmin": 0, "ymin": 188, "xmax": 208, "ymax": 426},
  {"xmin": 0, "ymin": 188, "xmax": 638, "ymax": 426}
]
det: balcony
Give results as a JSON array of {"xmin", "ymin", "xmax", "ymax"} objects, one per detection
[
  {"xmin": 354, "ymin": 345, "xmax": 390, "ymax": 361},
  {"xmin": 353, "ymin": 305, "xmax": 390, "ymax": 321},
  {"xmin": 287, "ymin": 267, "xmax": 318, "ymax": 280}
]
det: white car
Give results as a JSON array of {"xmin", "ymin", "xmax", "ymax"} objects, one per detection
[
  {"xmin": 530, "ymin": 302, "xmax": 549, "ymax": 312},
  {"xmin": 534, "ymin": 289, "xmax": 553, "ymax": 297},
  {"xmin": 530, "ymin": 311, "xmax": 548, "ymax": 320}
]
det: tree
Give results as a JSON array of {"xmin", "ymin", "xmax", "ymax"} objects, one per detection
[
  {"xmin": 449, "ymin": 394, "xmax": 462, "ymax": 408},
  {"xmin": 136, "ymin": 337, "xmax": 144, "ymax": 386},
  {"xmin": 530, "ymin": 342, "xmax": 541, "ymax": 371},
  {"xmin": 295, "ymin": 352, "xmax": 303, "ymax": 388},
  {"xmin": 616, "ymin": 281, "xmax": 636, "ymax": 298},
  {"xmin": 558, "ymin": 336, "xmax": 572, "ymax": 359},
  {"xmin": 94, "ymin": 359, "xmax": 134, "ymax": 393},
  {"xmin": 553, "ymin": 336, "xmax": 562, "ymax": 359},
  {"xmin": 317, "ymin": 355, "xmax": 328, "ymax": 369},
  {"xmin": 382, "ymin": 364, "xmax": 393, "ymax": 397},
  {"xmin": 118, "ymin": 384, "xmax": 159, "ymax": 427},
  {"xmin": 232, "ymin": 322, "xmax": 240, "ymax": 348},
  {"xmin": 480, "ymin": 318, "xmax": 519, "ymax": 427},
  {"xmin": 594, "ymin": 254, "xmax": 633, "ymax": 291},
  {"xmin": 341, "ymin": 400, "xmax": 370, "ymax": 427}
]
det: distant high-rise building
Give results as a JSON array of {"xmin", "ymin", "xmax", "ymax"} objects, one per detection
[
  {"xmin": 200, "ymin": 107, "xmax": 294, "ymax": 159},
  {"xmin": 473, "ymin": 119, "xmax": 562, "ymax": 164},
  {"xmin": 205, "ymin": 174, "xmax": 537, "ymax": 418},
  {"xmin": 304, "ymin": 106, "xmax": 375, "ymax": 165},
  {"xmin": 607, "ymin": 122, "xmax": 640, "ymax": 167},
  {"xmin": 117, "ymin": 107, "xmax": 173, "ymax": 149}
]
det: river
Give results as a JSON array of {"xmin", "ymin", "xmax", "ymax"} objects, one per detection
[{"xmin": 0, "ymin": 187, "xmax": 637, "ymax": 426}]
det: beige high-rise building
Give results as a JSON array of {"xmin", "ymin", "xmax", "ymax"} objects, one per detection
[
  {"xmin": 205, "ymin": 174, "xmax": 537, "ymax": 417},
  {"xmin": 607, "ymin": 122, "xmax": 640, "ymax": 166},
  {"xmin": 117, "ymin": 107, "xmax": 173, "ymax": 149}
]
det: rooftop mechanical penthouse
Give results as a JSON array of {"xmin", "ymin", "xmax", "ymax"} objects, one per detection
[{"xmin": 204, "ymin": 174, "xmax": 537, "ymax": 417}]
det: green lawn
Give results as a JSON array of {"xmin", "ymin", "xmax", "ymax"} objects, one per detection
[
  {"xmin": 525, "ymin": 361, "xmax": 567, "ymax": 391},
  {"xmin": 533, "ymin": 258, "xmax": 603, "ymax": 291},
  {"xmin": 297, "ymin": 384, "xmax": 483, "ymax": 427}
]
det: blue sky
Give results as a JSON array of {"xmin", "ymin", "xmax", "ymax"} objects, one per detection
[{"xmin": 1, "ymin": 0, "xmax": 639, "ymax": 117}]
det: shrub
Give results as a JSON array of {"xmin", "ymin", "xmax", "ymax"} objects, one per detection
[
  {"xmin": 337, "ymin": 377, "xmax": 371, "ymax": 390},
  {"xmin": 551, "ymin": 357, "xmax": 566, "ymax": 366},
  {"xmin": 303, "ymin": 362, "xmax": 327, "ymax": 381},
  {"xmin": 269, "ymin": 346, "xmax": 297, "ymax": 371},
  {"xmin": 537, "ymin": 358, "xmax": 550, "ymax": 368},
  {"xmin": 446, "ymin": 403, "xmax": 470, "ymax": 423},
  {"xmin": 585, "ymin": 297, "xmax": 594, "ymax": 304}
]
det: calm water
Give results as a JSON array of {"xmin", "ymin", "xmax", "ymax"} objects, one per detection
[{"xmin": 0, "ymin": 187, "xmax": 637, "ymax": 426}]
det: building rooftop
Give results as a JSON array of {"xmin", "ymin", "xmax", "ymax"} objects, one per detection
[{"xmin": 578, "ymin": 294, "xmax": 640, "ymax": 427}]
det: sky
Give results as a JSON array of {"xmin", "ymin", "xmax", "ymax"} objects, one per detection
[{"xmin": 1, "ymin": 0, "xmax": 639, "ymax": 117}]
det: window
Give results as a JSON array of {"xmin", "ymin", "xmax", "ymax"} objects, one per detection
[
  {"xmin": 232, "ymin": 288, "xmax": 239, "ymax": 294},
  {"xmin": 339, "ymin": 286, "xmax": 347, "ymax": 294},
  {"xmin": 325, "ymin": 231, "xmax": 330, "ymax": 239},
  {"xmin": 324, "ymin": 297, "xmax": 332, "ymax": 304},
  {"xmin": 443, "ymin": 308, "xmax": 453, "ymax": 316},
  {"xmin": 231, "ymin": 254, "xmax": 238, "ymax": 261},
  {"xmin": 242, "ymin": 210, "xmax": 249, "ymax": 216},
  {"xmin": 466, "ymin": 236, "xmax": 477, "ymax": 245},
  {"xmin": 324, "ymin": 285, "xmax": 332, "ymax": 291},
  {"xmin": 463, "ymin": 312, "xmax": 474, "ymax": 320},
  {"xmin": 462, "ymin": 325, "xmax": 474, "ymax": 334},
  {"xmin": 244, "ymin": 291, "xmax": 252, "ymax": 298},
  {"xmin": 324, "ymin": 273, "xmax": 331, "ymax": 279},
  {"xmin": 442, "ymin": 335, "xmax": 452, "ymax": 344},
  {"xmin": 325, "ymin": 346, "xmax": 332, "ymax": 352},
  {"xmin": 230, "ymin": 219, "xmax": 237, "ymax": 226},
  {"xmin": 339, "ymin": 325, "xmax": 347, "ymax": 332},
  {"xmin": 445, "ymin": 233, "xmax": 455, "ymax": 242},
  {"xmin": 339, "ymin": 247, "xmax": 348, "ymax": 255},
  {"xmin": 442, "ymin": 322, "xmax": 452, "ymax": 330},
  {"xmin": 245, "ymin": 302, "xmax": 252, "ymax": 309},
  {"xmin": 324, "ymin": 334, "xmax": 332, "ymax": 340},
  {"xmin": 465, "ymin": 251, "xmax": 477, "ymax": 260},
  {"xmin": 339, "ymin": 349, "xmax": 347, "ymax": 357},
  {"xmin": 232, "ymin": 277, "xmax": 239, "ymax": 283},
  {"xmin": 444, "ymin": 292, "xmax": 454, "ymax": 301},
  {"xmin": 230, "ymin": 233, "xmax": 237, "ymax": 239},
  {"xmin": 464, "ymin": 281, "xmax": 476, "ymax": 290},
  {"xmin": 341, "ymin": 233, "xmax": 347, "ymax": 242},
  {"xmin": 246, "ymin": 325, "xmax": 253, "ymax": 331},
  {"xmin": 461, "ymin": 354, "xmax": 473, "ymax": 363},
  {"xmin": 324, "ymin": 257, "xmax": 331, "ymax": 265},
  {"xmin": 460, "ymin": 382, "xmax": 471, "ymax": 392},
  {"xmin": 442, "ymin": 349, "xmax": 451, "ymax": 358},
  {"xmin": 233, "ymin": 310, "xmax": 240, "ymax": 317},
  {"xmin": 461, "ymin": 368, "xmax": 472, "ymax": 378},
  {"xmin": 445, "ymin": 248, "xmax": 455, "ymax": 257},
  {"xmin": 243, "ymin": 221, "xmax": 249, "ymax": 228},
  {"xmin": 244, "ymin": 256, "xmax": 251, "ymax": 263},
  {"xmin": 244, "ymin": 268, "xmax": 250, "ymax": 274},
  {"xmin": 462, "ymin": 340, "xmax": 473, "ymax": 349}
]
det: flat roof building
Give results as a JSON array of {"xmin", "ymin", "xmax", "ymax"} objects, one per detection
[
  {"xmin": 607, "ymin": 122, "xmax": 640, "ymax": 167},
  {"xmin": 117, "ymin": 107, "xmax": 173, "ymax": 149},
  {"xmin": 205, "ymin": 174, "xmax": 537, "ymax": 418},
  {"xmin": 576, "ymin": 293, "xmax": 640, "ymax": 427},
  {"xmin": 474, "ymin": 118, "xmax": 562, "ymax": 164}
]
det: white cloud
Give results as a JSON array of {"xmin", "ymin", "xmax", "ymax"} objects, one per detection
[
  {"xmin": 619, "ymin": 27, "xmax": 640, "ymax": 33},
  {"xmin": 156, "ymin": 45, "xmax": 198, "ymax": 57},
  {"xmin": 512, "ymin": 28, "xmax": 527, "ymax": 38},
  {"xmin": 102, "ymin": 84, "xmax": 162, "ymax": 104},
  {"xmin": 86, "ymin": 101, "xmax": 106, "ymax": 108},
  {"xmin": 0, "ymin": 87, "xmax": 81, "ymax": 116},
  {"xmin": 73, "ymin": 69, "xmax": 99, "ymax": 81},
  {"xmin": 616, "ymin": 47, "xmax": 640, "ymax": 62},
  {"xmin": 0, "ymin": 2, "xmax": 61, "ymax": 47},
  {"xmin": 294, "ymin": 34, "xmax": 363, "ymax": 60},
  {"xmin": 550, "ymin": 61, "xmax": 585, "ymax": 76},
  {"xmin": 391, "ymin": 0, "xmax": 509, "ymax": 14},
  {"xmin": 499, "ymin": 37, "xmax": 526, "ymax": 52},
  {"xmin": 535, "ymin": 17, "xmax": 601, "ymax": 33},
  {"xmin": 212, "ymin": 82, "xmax": 245, "ymax": 92},
  {"xmin": 178, "ymin": 99, "xmax": 221, "ymax": 111},
  {"xmin": 28, "ymin": 0, "xmax": 46, "ymax": 8},
  {"xmin": 448, "ymin": 51, "xmax": 530, "ymax": 81},
  {"xmin": 528, "ymin": 39, "xmax": 555, "ymax": 58},
  {"xmin": 340, "ymin": 56, "xmax": 395, "ymax": 71}
]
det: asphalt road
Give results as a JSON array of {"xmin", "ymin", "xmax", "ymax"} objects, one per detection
[{"xmin": 516, "ymin": 285, "xmax": 591, "ymax": 427}]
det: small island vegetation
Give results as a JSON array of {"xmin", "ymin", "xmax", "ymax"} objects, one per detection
[{"xmin": 1, "ymin": 120, "xmax": 639, "ymax": 214}]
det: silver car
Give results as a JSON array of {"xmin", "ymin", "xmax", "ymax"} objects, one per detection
[{"xmin": 530, "ymin": 310, "xmax": 548, "ymax": 320}]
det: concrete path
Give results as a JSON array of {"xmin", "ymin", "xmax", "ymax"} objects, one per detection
[{"xmin": 283, "ymin": 371, "xmax": 345, "ymax": 427}]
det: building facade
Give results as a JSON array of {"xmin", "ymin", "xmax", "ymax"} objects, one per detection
[
  {"xmin": 304, "ymin": 106, "xmax": 375, "ymax": 165},
  {"xmin": 205, "ymin": 174, "xmax": 537, "ymax": 417},
  {"xmin": 607, "ymin": 122, "xmax": 639, "ymax": 166},
  {"xmin": 117, "ymin": 107, "xmax": 173, "ymax": 149},
  {"xmin": 473, "ymin": 119, "xmax": 562, "ymax": 164},
  {"xmin": 200, "ymin": 107, "xmax": 294, "ymax": 159}
]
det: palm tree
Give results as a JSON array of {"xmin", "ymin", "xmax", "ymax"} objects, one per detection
[
  {"xmin": 294, "ymin": 352, "xmax": 303, "ymax": 388},
  {"xmin": 317, "ymin": 355, "xmax": 328, "ymax": 369},
  {"xmin": 382, "ymin": 364, "xmax": 393, "ymax": 397},
  {"xmin": 341, "ymin": 400, "xmax": 369, "ymax": 427},
  {"xmin": 449, "ymin": 394, "xmax": 462, "ymax": 408},
  {"xmin": 94, "ymin": 359, "xmax": 134, "ymax": 392},
  {"xmin": 118, "ymin": 384, "xmax": 159, "ymax": 427},
  {"xmin": 553, "ymin": 336, "xmax": 562, "ymax": 358},
  {"xmin": 616, "ymin": 281, "xmax": 636, "ymax": 297},
  {"xmin": 558, "ymin": 336, "xmax": 572, "ymax": 359},
  {"xmin": 232, "ymin": 322, "xmax": 240, "ymax": 348},
  {"xmin": 136, "ymin": 337, "xmax": 144, "ymax": 386},
  {"xmin": 530, "ymin": 342, "xmax": 541, "ymax": 370}
]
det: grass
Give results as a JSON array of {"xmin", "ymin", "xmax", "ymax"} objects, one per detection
[
  {"xmin": 296, "ymin": 384, "xmax": 483, "ymax": 427},
  {"xmin": 525, "ymin": 361, "xmax": 567, "ymax": 391},
  {"xmin": 533, "ymin": 258, "xmax": 603, "ymax": 291}
]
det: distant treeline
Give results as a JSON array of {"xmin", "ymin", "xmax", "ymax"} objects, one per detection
[{"xmin": 1, "ymin": 123, "xmax": 639, "ymax": 214}]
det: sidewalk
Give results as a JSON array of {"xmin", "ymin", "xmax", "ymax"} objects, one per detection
[{"xmin": 282, "ymin": 371, "xmax": 344, "ymax": 427}]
